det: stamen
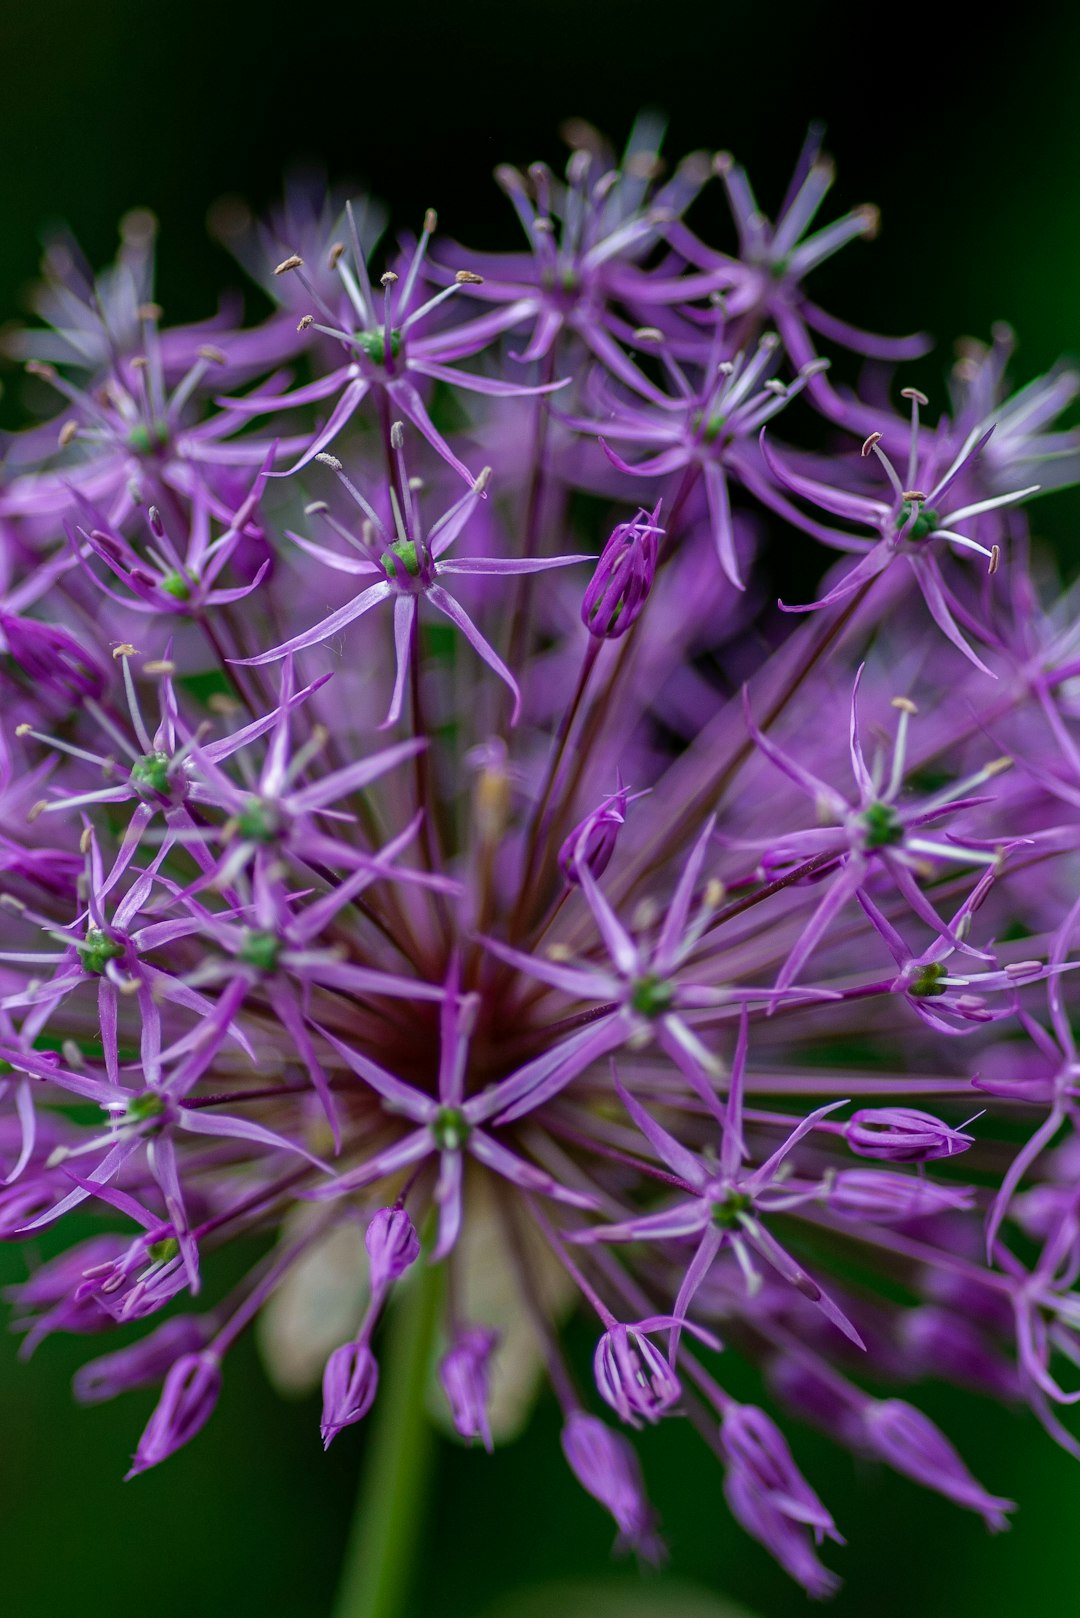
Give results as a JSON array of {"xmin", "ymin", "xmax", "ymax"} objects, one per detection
[{"xmin": 274, "ymin": 255, "xmax": 304, "ymax": 275}]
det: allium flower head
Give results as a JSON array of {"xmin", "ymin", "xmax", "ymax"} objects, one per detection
[{"xmin": 2, "ymin": 118, "xmax": 1080, "ymax": 1605}]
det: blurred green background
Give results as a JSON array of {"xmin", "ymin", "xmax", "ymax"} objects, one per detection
[{"xmin": 1, "ymin": 2, "xmax": 1079, "ymax": 1613}]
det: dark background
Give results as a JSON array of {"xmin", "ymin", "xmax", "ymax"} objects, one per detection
[{"xmin": 1, "ymin": 3, "xmax": 1078, "ymax": 1613}]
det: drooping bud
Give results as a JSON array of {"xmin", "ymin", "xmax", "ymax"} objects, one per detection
[
  {"xmin": 581, "ymin": 506, "xmax": 661, "ymax": 640},
  {"xmin": 560, "ymin": 1411, "xmax": 664, "ymax": 1561},
  {"xmin": 844, "ymin": 1107, "xmax": 976, "ymax": 1162},
  {"xmin": 594, "ymin": 1324, "xmax": 679, "ymax": 1428},
  {"xmin": 720, "ymin": 1403, "xmax": 840, "ymax": 1541},
  {"xmin": 899, "ymin": 1307, "xmax": 1019, "ymax": 1400},
  {"xmin": 320, "ymin": 1339, "xmax": 379, "ymax": 1449},
  {"xmin": 859, "ymin": 1399, "xmax": 1015, "ymax": 1530},
  {"xmin": 723, "ymin": 1467, "xmax": 841, "ymax": 1599},
  {"xmin": 74, "ymin": 1316, "xmax": 210, "ymax": 1404},
  {"xmin": 829, "ymin": 1169, "xmax": 975, "ymax": 1223},
  {"xmin": 365, "ymin": 1207, "xmax": 420, "ymax": 1291},
  {"xmin": 126, "ymin": 1350, "xmax": 222, "ymax": 1476},
  {"xmin": 438, "ymin": 1326, "xmax": 499, "ymax": 1451}
]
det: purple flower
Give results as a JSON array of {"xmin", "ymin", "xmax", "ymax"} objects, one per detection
[
  {"xmin": 234, "ymin": 431, "xmax": 590, "ymax": 726},
  {"xmin": 321, "ymin": 1339, "xmax": 379, "ymax": 1449},
  {"xmin": 593, "ymin": 1320, "xmax": 681, "ymax": 1428},
  {"xmin": 439, "ymin": 1325, "xmax": 499, "ymax": 1450},
  {"xmin": 365, "ymin": 1206, "xmax": 420, "ymax": 1291},
  {"xmin": 581, "ymin": 506, "xmax": 661, "ymax": 638},
  {"xmin": 858, "ymin": 1399, "xmax": 1015, "ymax": 1531},
  {"xmin": 560, "ymin": 1410, "xmax": 663, "ymax": 1560},
  {"xmin": 3, "ymin": 117, "xmax": 1080, "ymax": 1599},
  {"xmin": 126, "ymin": 1349, "xmax": 222, "ymax": 1475},
  {"xmin": 844, "ymin": 1107, "xmax": 977, "ymax": 1162}
]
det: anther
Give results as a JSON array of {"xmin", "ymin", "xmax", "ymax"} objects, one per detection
[
  {"xmin": 137, "ymin": 302, "xmax": 164, "ymax": 321},
  {"xmin": 454, "ymin": 270, "xmax": 484, "ymax": 284},
  {"xmin": 390, "ymin": 421, "xmax": 405, "ymax": 449},
  {"xmin": 15, "ymin": 723, "xmax": 32, "ymax": 736},
  {"xmin": 112, "ymin": 643, "xmax": 138, "ymax": 659},
  {"xmin": 304, "ymin": 501, "xmax": 329, "ymax": 516},
  {"xmin": 713, "ymin": 152, "xmax": 734, "ymax": 176},
  {"xmin": 328, "ymin": 242, "xmax": 346, "ymax": 268},
  {"xmin": 26, "ymin": 361, "xmax": 57, "ymax": 380},
  {"xmin": 984, "ymin": 756, "xmax": 1013, "ymax": 777},
  {"xmin": 988, "ymin": 544, "xmax": 1001, "ymax": 577},
  {"xmin": 198, "ymin": 345, "xmax": 227, "ymax": 364},
  {"xmin": 901, "ymin": 490, "xmax": 927, "ymax": 502},
  {"xmin": 130, "ymin": 356, "xmax": 148, "ymax": 371},
  {"xmin": 424, "ymin": 209, "xmax": 438, "ymax": 235},
  {"xmin": 632, "ymin": 327, "xmax": 665, "ymax": 345},
  {"xmin": 473, "ymin": 466, "xmax": 492, "ymax": 495},
  {"xmin": 143, "ymin": 660, "xmax": 176, "ymax": 676},
  {"xmin": 900, "ymin": 388, "xmax": 929, "ymax": 405},
  {"xmin": 315, "ymin": 453, "xmax": 343, "ymax": 470},
  {"xmin": 148, "ymin": 506, "xmax": 164, "ymax": 537},
  {"xmin": 79, "ymin": 826, "xmax": 93, "ymax": 854},
  {"xmin": 381, "ymin": 271, "xmax": 399, "ymax": 286},
  {"xmin": 890, "ymin": 696, "xmax": 918, "ymax": 714},
  {"xmin": 58, "ymin": 420, "xmax": 79, "ymax": 448},
  {"xmin": 861, "ymin": 432, "xmax": 882, "ymax": 457},
  {"xmin": 274, "ymin": 255, "xmax": 304, "ymax": 276},
  {"xmin": 26, "ymin": 801, "xmax": 47, "ymax": 823},
  {"xmin": 297, "ymin": 314, "xmax": 314, "ymax": 332},
  {"xmin": 857, "ymin": 205, "xmax": 881, "ymax": 239}
]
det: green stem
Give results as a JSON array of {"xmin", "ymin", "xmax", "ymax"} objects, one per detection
[{"xmin": 330, "ymin": 1259, "xmax": 444, "ymax": 1618}]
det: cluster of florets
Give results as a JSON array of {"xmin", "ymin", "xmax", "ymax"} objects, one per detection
[{"xmin": 3, "ymin": 114, "xmax": 1080, "ymax": 1597}]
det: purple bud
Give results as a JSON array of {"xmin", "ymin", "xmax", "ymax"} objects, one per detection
[
  {"xmin": 859, "ymin": 1399, "xmax": 1015, "ymax": 1530},
  {"xmin": 899, "ymin": 1307, "xmax": 1020, "ymax": 1400},
  {"xmin": 320, "ymin": 1339, "xmax": 379, "ymax": 1449},
  {"xmin": 723, "ymin": 1468, "xmax": 841, "ymax": 1600},
  {"xmin": 74, "ymin": 1316, "xmax": 211, "ymax": 1404},
  {"xmin": 365, "ymin": 1206, "xmax": 420, "ymax": 1290},
  {"xmin": 558, "ymin": 782, "xmax": 645, "ymax": 885},
  {"xmin": 844, "ymin": 1107, "xmax": 975, "ymax": 1162},
  {"xmin": 829, "ymin": 1169, "xmax": 975, "ymax": 1223},
  {"xmin": 720, "ymin": 1403, "xmax": 840, "ymax": 1541},
  {"xmin": 439, "ymin": 1326, "xmax": 499, "ymax": 1451},
  {"xmin": 594, "ymin": 1324, "xmax": 679, "ymax": 1428},
  {"xmin": 126, "ymin": 1350, "xmax": 222, "ymax": 1477},
  {"xmin": 561, "ymin": 1411, "xmax": 664, "ymax": 1562},
  {"xmin": 581, "ymin": 506, "xmax": 661, "ymax": 640}
]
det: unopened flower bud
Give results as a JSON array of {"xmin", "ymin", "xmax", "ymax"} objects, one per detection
[
  {"xmin": 844, "ymin": 1107, "xmax": 976, "ymax": 1162},
  {"xmin": 365, "ymin": 1206, "xmax": 420, "ymax": 1291},
  {"xmin": 829, "ymin": 1169, "xmax": 975, "ymax": 1223},
  {"xmin": 320, "ymin": 1339, "xmax": 379, "ymax": 1449},
  {"xmin": 560, "ymin": 1411, "xmax": 663, "ymax": 1560},
  {"xmin": 594, "ymin": 1324, "xmax": 679, "ymax": 1427},
  {"xmin": 126, "ymin": 1350, "xmax": 222, "ymax": 1476},
  {"xmin": 439, "ymin": 1326, "xmax": 498, "ymax": 1451},
  {"xmin": 724, "ymin": 1467, "xmax": 840, "ymax": 1599},
  {"xmin": 899, "ymin": 1307, "xmax": 1019, "ymax": 1399},
  {"xmin": 581, "ymin": 506, "xmax": 661, "ymax": 640},
  {"xmin": 720, "ymin": 1403, "xmax": 839, "ymax": 1539},
  {"xmin": 859, "ymin": 1398, "xmax": 1014, "ymax": 1530},
  {"xmin": 558, "ymin": 781, "xmax": 646, "ymax": 886}
]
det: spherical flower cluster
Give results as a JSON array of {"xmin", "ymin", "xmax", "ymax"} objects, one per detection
[{"xmin": 2, "ymin": 115, "xmax": 1080, "ymax": 1597}]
